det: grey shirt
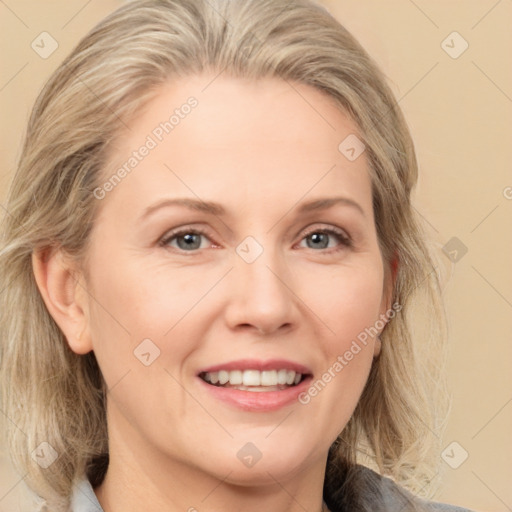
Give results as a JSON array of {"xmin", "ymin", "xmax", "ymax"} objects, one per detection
[{"xmin": 67, "ymin": 466, "xmax": 475, "ymax": 512}]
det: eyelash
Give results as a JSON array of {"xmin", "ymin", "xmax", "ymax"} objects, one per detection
[{"xmin": 159, "ymin": 225, "xmax": 353, "ymax": 254}]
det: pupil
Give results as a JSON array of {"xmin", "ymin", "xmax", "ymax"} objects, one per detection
[{"xmin": 308, "ymin": 232, "xmax": 328, "ymax": 249}]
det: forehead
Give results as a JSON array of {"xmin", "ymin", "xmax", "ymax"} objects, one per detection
[{"xmin": 97, "ymin": 74, "xmax": 373, "ymax": 220}]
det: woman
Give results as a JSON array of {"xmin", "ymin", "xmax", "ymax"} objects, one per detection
[{"xmin": 0, "ymin": 0, "xmax": 475, "ymax": 511}]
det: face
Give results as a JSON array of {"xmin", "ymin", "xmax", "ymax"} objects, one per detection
[{"xmin": 75, "ymin": 75, "xmax": 392, "ymax": 486}]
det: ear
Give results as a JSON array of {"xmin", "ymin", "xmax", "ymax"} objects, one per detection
[
  {"xmin": 374, "ymin": 252, "xmax": 399, "ymax": 357},
  {"xmin": 32, "ymin": 246, "xmax": 92, "ymax": 354}
]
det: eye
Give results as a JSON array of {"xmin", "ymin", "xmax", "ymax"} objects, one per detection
[
  {"xmin": 160, "ymin": 228, "xmax": 214, "ymax": 252},
  {"xmin": 298, "ymin": 227, "xmax": 352, "ymax": 251}
]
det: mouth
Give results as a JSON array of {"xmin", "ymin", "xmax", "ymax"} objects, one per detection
[
  {"xmin": 196, "ymin": 359, "xmax": 313, "ymax": 411},
  {"xmin": 199, "ymin": 369, "xmax": 306, "ymax": 392}
]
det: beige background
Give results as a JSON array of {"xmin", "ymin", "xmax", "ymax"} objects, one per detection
[{"xmin": 1, "ymin": 1, "xmax": 511, "ymax": 511}]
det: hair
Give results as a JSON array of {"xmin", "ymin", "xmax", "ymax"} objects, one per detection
[{"xmin": 0, "ymin": 0, "xmax": 449, "ymax": 509}]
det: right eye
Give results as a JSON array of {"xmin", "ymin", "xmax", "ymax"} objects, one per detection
[{"xmin": 159, "ymin": 228, "xmax": 214, "ymax": 252}]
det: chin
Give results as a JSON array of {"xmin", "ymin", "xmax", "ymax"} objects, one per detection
[
  {"xmin": 194, "ymin": 442, "xmax": 315, "ymax": 487},
  {"xmin": 222, "ymin": 458, "xmax": 307, "ymax": 487}
]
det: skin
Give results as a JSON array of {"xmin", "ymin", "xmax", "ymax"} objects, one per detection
[{"xmin": 33, "ymin": 74, "xmax": 394, "ymax": 512}]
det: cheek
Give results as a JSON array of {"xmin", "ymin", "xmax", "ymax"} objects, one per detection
[
  {"xmin": 295, "ymin": 259, "xmax": 383, "ymax": 421},
  {"xmin": 298, "ymin": 258, "xmax": 385, "ymax": 344},
  {"xmin": 83, "ymin": 256, "xmax": 201, "ymax": 429},
  {"xmin": 84, "ymin": 252, "xmax": 217, "ymax": 378}
]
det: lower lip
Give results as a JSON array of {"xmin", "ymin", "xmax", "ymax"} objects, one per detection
[{"xmin": 198, "ymin": 376, "xmax": 312, "ymax": 412}]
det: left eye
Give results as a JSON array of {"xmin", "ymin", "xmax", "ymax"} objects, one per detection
[{"xmin": 298, "ymin": 229, "xmax": 350, "ymax": 250}]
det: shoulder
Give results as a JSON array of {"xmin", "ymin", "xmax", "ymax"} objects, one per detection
[
  {"xmin": 324, "ymin": 463, "xmax": 476, "ymax": 512},
  {"xmin": 377, "ymin": 468, "xmax": 475, "ymax": 512}
]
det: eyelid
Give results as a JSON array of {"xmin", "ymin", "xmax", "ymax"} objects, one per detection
[{"xmin": 296, "ymin": 224, "xmax": 352, "ymax": 247}]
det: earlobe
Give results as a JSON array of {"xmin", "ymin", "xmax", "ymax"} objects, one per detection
[{"xmin": 31, "ymin": 247, "xmax": 93, "ymax": 354}]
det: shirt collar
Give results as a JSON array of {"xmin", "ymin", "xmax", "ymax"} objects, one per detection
[{"xmin": 70, "ymin": 477, "xmax": 104, "ymax": 512}]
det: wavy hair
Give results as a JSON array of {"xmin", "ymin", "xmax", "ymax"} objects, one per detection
[{"xmin": 0, "ymin": 0, "xmax": 449, "ymax": 509}]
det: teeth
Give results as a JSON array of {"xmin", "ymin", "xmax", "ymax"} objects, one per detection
[
  {"xmin": 243, "ymin": 370, "xmax": 261, "ymax": 386},
  {"xmin": 202, "ymin": 369, "xmax": 303, "ymax": 388},
  {"xmin": 261, "ymin": 370, "xmax": 276, "ymax": 386},
  {"xmin": 229, "ymin": 370, "xmax": 243, "ymax": 385},
  {"xmin": 277, "ymin": 369, "xmax": 288, "ymax": 385}
]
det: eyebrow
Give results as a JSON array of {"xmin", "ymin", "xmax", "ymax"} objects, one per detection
[
  {"xmin": 296, "ymin": 197, "xmax": 365, "ymax": 217},
  {"xmin": 139, "ymin": 195, "xmax": 365, "ymax": 221},
  {"xmin": 140, "ymin": 197, "xmax": 225, "ymax": 220}
]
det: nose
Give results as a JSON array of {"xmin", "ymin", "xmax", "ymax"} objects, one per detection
[{"xmin": 223, "ymin": 246, "xmax": 297, "ymax": 336}]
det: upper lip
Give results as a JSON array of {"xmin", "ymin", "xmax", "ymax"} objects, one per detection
[{"xmin": 197, "ymin": 359, "xmax": 313, "ymax": 375}]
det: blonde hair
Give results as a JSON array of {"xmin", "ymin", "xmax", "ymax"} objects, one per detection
[{"xmin": 0, "ymin": 0, "xmax": 449, "ymax": 509}]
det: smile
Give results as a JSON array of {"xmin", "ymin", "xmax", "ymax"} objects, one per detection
[
  {"xmin": 197, "ymin": 359, "xmax": 313, "ymax": 411},
  {"xmin": 200, "ymin": 369, "xmax": 304, "ymax": 391}
]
